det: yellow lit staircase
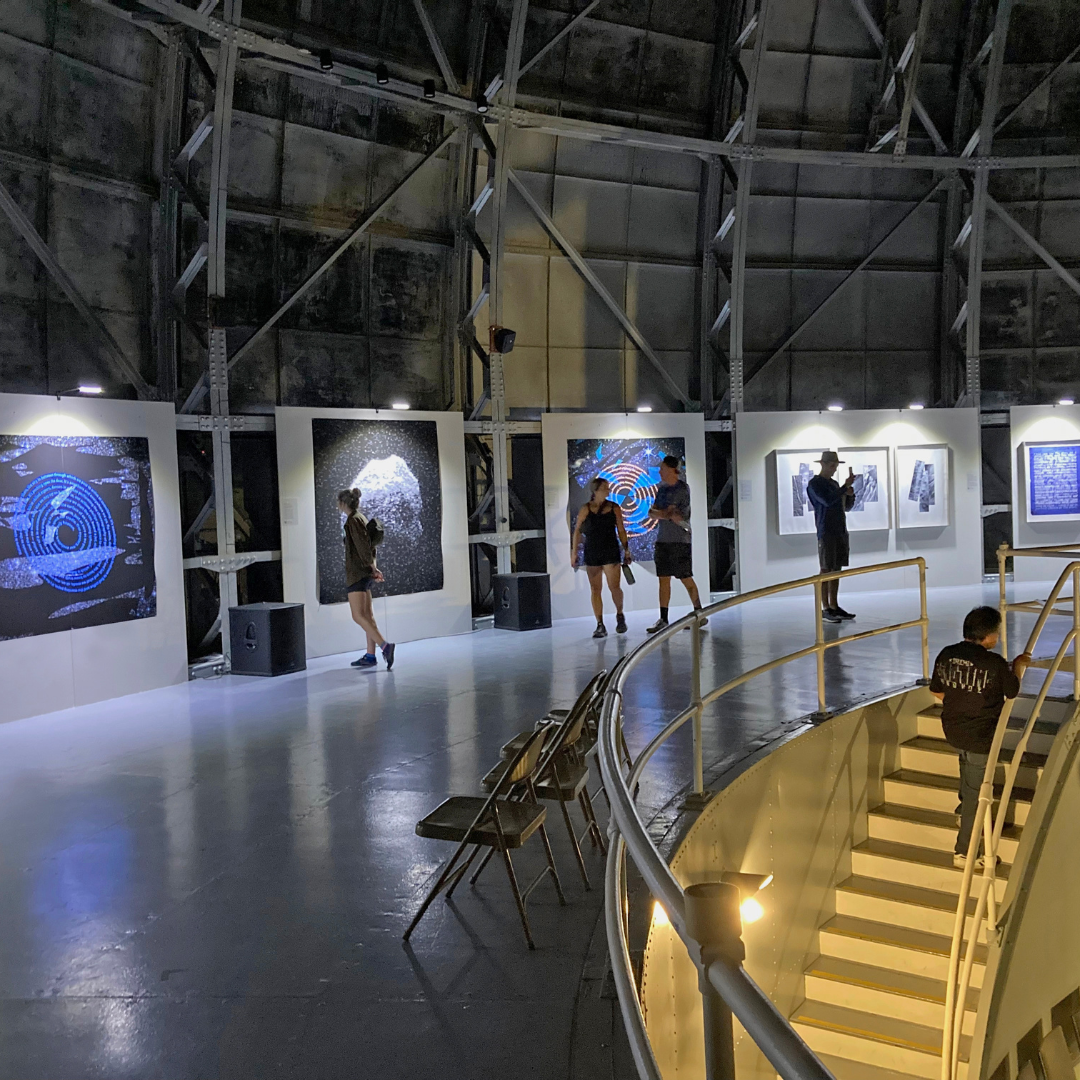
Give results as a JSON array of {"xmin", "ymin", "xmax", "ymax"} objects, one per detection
[{"xmin": 789, "ymin": 702, "xmax": 1046, "ymax": 1080}]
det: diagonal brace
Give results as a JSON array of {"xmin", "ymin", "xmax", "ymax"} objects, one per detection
[
  {"xmin": 181, "ymin": 125, "xmax": 458, "ymax": 413},
  {"xmin": 506, "ymin": 170, "xmax": 691, "ymax": 408},
  {"xmin": 409, "ymin": 0, "xmax": 461, "ymax": 94},
  {"xmin": 0, "ymin": 176, "xmax": 151, "ymax": 396},
  {"xmin": 986, "ymin": 195, "xmax": 1080, "ymax": 299}
]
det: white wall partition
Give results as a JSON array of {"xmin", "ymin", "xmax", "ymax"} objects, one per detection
[
  {"xmin": 542, "ymin": 411, "xmax": 708, "ymax": 621},
  {"xmin": 735, "ymin": 408, "xmax": 982, "ymax": 593},
  {"xmin": 275, "ymin": 406, "xmax": 471, "ymax": 657},
  {"xmin": 0, "ymin": 392, "xmax": 187, "ymax": 724},
  {"xmin": 1010, "ymin": 404, "xmax": 1080, "ymax": 583}
]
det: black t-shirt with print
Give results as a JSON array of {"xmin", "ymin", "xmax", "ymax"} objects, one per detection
[{"xmin": 929, "ymin": 640, "xmax": 1020, "ymax": 753}]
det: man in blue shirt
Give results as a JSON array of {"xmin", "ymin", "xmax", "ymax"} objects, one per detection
[
  {"xmin": 645, "ymin": 455, "xmax": 703, "ymax": 634},
  {"xmin": 806, "ymin": 450, "xmax": 856, "ymax": 624}
]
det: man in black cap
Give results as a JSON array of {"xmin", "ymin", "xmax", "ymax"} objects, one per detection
[{"xmin": 806, "ymin": 450, "xmax": 856, "ymax": 623}]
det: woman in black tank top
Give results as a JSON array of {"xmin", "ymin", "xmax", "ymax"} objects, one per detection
[{"xmin": 571, "ymin": 477, "xmax": 631, "ymax": 638}]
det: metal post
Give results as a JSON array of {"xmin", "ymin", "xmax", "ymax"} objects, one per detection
[
  {"xmin": 692, "ymin": 613, "xmax": 705, "ymax": 796},
  {"xmin": 685, "ymin": 882, "xmax": 742, "ymax": 1080},
  {"xmin": 814, "ymin": 580, "xmax": 826, "ymax": 717},
  {"xmin": 1072, "ymin": 566, "xmax": 1078, "ymax": 701},
  {"xmin": 919, "ymin": 559, "xmax": 930, "ymax": 683},
  {"xmin": 998, "ymin": 542, "xmax": 1008, "ymax": 658}
]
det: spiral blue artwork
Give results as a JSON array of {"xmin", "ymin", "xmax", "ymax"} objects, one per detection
[{"xmin": 0, "ymin": 435, "xmax": 156, "ymax": 639}]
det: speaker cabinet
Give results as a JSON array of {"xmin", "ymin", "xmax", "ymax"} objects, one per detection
[
  {"xmin": 493, "ymin": 572, "xmax": 551, "ymax": 631},
  {"xmin": 229, "ymin": 602, "xmax": 306, "ymax": 676}
]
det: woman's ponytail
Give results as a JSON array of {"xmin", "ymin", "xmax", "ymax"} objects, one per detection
[{"xmin": 338, "ymin": 487, "xmax": 360, "ymax": 513}]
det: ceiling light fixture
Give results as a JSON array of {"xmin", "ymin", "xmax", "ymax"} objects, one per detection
[
  {"xmin": 376, "ymin": 63, "xmax": 389, "ymax": 85},
  {"xmin": 391, "ymin": 402, "xmax": 410, "ymax": 411},
  {"xmin": 476, "ymin": 94, "xmax": 489, "ymax": 114},
  {"xmin": 423, "ymin": 79, "xmax": 436, "ymax": 100},
  {"xmin": 77, "ymin": 384, "xmax": 104, "ymax": 395},
  {"xmin": 317, "ymin": 49, "xmax": 333, "ymax": 71},
  {"xmin": 827, "ymin": 404, "xmax": 843, "ymax": 412},
  {"xmin": 1060, "ymin": 397, "xmax": 1075, "ymax": 406},
  {"xmin": 637, "ymin": 405, "xmax": 653, "ymax": 413},
  {"xmin": 908, "ymin": 402, "xmax": 924, "ymax": 410}
]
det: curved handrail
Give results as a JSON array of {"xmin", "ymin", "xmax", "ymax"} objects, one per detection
[
  {"xmin": 941, "ymin": 558, "xmax": 1080, "ymax": 1080},
  {"xmin": 597, "ymin": 558, "xmax": 931, "ymax": 1080}
]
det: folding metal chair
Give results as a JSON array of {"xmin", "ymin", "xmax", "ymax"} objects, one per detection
[
  {"xmin": 404, "ymin": 728, "xmax": 566, "ymax": 950},
  {"xmin": 498, "ymin": 669, "xmax": 607, "ymax": 762},
  {"xmin": 1040, "ymin": 1026, "xmax": 1074, "ymax": 1080},
  {"xmin": 483, "ymin": 705, "xmax": 607, "ymax": 890}
]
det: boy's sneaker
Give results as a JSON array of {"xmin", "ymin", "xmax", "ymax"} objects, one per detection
[
  {"xmin": 351, "ymin": 654, "xmax": 377, "ymax": 668},
  {"xmin": 646, "ymin": 618, "xmax": 669, "ymax": 634},
  {"xmin": 615, "ymin": 614, "xmax": 627, "ymax": 634},
  {"xmin": 592, "ymin": 622, "xmax": 607, "ymax": 638},
  {"xmin": 834, "ymin": 607, "xmax": 856, "ymax": 620},
  {"xmin": 822, "ymin": 609, "xmax": 842, "ymax": 624},
  {"xmin": 382, "ymin": 642, "xmax": 396, "ymax": 670}
]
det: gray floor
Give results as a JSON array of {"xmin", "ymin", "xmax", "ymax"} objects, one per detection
[{"xmin": 0, "ymin": 581, "xmax": 1062, "ymax": 1079}]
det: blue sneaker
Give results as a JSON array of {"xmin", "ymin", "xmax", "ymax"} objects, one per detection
[
  {"xmin": 382, "ymin": 642, "xmax": 395, "ymax": 670},
  {"xmin": 351, "ymin": 654, "xmax": 377, "ymax": 668}
]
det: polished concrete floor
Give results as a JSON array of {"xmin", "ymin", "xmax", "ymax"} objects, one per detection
[{"xmin": 0, "ymin": 581, "xmax": 1067, "ymax": 1079}]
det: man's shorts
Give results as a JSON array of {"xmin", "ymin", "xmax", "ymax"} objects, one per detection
[
  {"xmin": 654, "ymin": 541, "xmax": 693, "ymax": 580},
  {"xmin": 347, "ymin": 577, "xmax": 373, "ymax": 593},
  {"xmin": 818, "ymin": 534, "xmax": 850, "ymax": 573}
]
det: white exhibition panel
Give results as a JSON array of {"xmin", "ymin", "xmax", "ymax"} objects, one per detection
[
  {"xmin": 736, "ymin": 408, "xmax": 982, "ymax": 594},
  {"xmin": 542, "ymin": 412, "xmax": 709, "ymax": 621},
  {"xmin": 1010, "ymin": 404, "xmax": 1080, "ymax": 583},
  {"xmin": 0, "ymin": 392, "xmax": 187, "ymax": 724},
  {"xmin": 275, "ymin": 406, "xmax": 471, "ymax": 657}
]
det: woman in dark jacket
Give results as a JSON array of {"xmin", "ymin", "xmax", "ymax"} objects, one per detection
[{"xmin": 338, "ymin": 487, "xmax": 395, "ymax": 669}]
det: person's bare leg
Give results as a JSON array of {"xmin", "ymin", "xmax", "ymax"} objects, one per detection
[
  {"xmin": 681, "ymin": 576, "xmax": 701, "ymax": 609},
  {"xmin": 603, "ymin": 564, "xmax": 624, "ymax": 614},
  {"xmin": 349, "ymin": 591, "xmax": 385, "ymax": 649},
  {"xmin": 586, "ymin": 566, "xmax": 604, "ymax": 621},
  {"xmin": 659, "ymin": 576, "xmax": 671, "ymax": 608}
]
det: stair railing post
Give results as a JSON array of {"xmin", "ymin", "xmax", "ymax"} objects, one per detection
[
  {"xmin": 919, "ymin": 558, "xmax": 930, "ymax": 683},
  {"xmin": 691, "ymin": 611, "xmax": 705, "ymax": 796},
  {"xmin": 685, "ymin": 882, "xmax": 741, "ymax": 1080},
  {"xmin": 814, "ymin": 578, "xmax": 826, "ymax": 717},
  {"xmin": 1073, "ymin": 565, "xmax": 1079, "ymax": 701},
  {"xmin": 998, "ymin": 543, "xmax": 1009, "ymax": 659}
]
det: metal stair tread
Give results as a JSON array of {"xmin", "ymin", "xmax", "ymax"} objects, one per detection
[
  {"xmin": 853, "ymin": 836, "xmax": 1012, "ymax": 881},
  {"xmin": 870, "ymin": 801, "xmax": 1023, "ymax": 841},
  {"xmin": 821, "ymin": 913, "xmax": 988, "ymax": 963},
  {"xmin": 791, "ymin": 999, "xmax": 971, "ymax": 1060},
  {"xmin": 838, "ymin": 874, "xmax": 979, "ymax": 916},
  {"xmin": 886, "ymin": 768, "xmax": 1034, "ymax": 804},
  {"xmin": 805, "ymin": 954, "xmax": 980, "ymax": 1010},
  {"xmin": 903, "ymin": 735, "xmax": 1047, "ymax": 767},
  {"xmin": 812, "ymin": 1052, "xmax": 946, "ymax": 1080}
]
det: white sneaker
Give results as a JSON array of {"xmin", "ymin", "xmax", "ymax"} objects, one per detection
[{"xmin": 953, "ymin": 853, "xmax": 999, "ymax": 871}]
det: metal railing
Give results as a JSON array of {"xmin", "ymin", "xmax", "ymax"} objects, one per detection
[
  {"xmin": 940, "ymin": 548, "xmax": 1080, "ymax": 1080},
  {"xmin": 596, "ymin": 558, "xmax": 931, "ymax": 1080}
]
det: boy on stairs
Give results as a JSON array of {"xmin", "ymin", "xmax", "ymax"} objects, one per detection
[{"xmin": 929, "ymin": 605, "xmax": 1031, "ymax": 870}]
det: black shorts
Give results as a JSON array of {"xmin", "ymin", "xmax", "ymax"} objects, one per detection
[
  {"xmin": 584, "ymin": 542, "xmax": 622, "ymax": 567},
  {"xmin": 654, "ymin": 541, "xmax": 693, "ymax": 580},
  {"xmin": 347, "ymin": 577, "xmax": 373, "ymax": 593},
  {"xmin": 818, "ymin": 534, "xmax": 849, "ymax": 573}
]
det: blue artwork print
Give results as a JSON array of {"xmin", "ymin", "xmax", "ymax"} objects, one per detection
[
  {"xmin": 567, "ymin": 437, "xmax": 685, "ymax": 562},
  {"xmin": 1028, "ymin": 444, "xmax": 1080, "ymax": 517},
  {"xmin": 0, "ymin": 435, "xmax": 156, "ymax": 640}
]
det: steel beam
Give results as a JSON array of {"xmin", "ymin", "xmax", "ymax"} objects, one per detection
[
  {"xmin": 963, "ymin": 0, "xmax": 1014, "ymax": 407},
  {"xmin": 507, "ymin": 170, "xmax": 692, "ymax": 409},
  {"xmin": 0, "ymin": 175, "xmax": 151, "ymax": 397},
  {"xmin": 728, "ymin": 0, "xmax": 771, "ymax": 415},
  {"xmin": 894, "ymin": 0, "xmax": 934, "ymax": 157},
  {"xmin": 994, "ymin": 39, "xmax": 1080, "ymax": 134},
  {"xmin": 409, "ymin": 0, "xmax": 461, "ymax": 94},
  {"xmin": 986, "ymin": 196, "xmax": 1080, "ymax": 299}
]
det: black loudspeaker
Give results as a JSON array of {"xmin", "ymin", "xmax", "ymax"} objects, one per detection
[
  {"xmin": 229, "ymin": 602, "xmax": 306, "ymax": 676},
  {"xmin": 493, "ymin": 572, "xmax": 551, "ymax": 631}
]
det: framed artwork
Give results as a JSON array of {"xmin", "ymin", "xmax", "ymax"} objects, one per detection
[
  {"xmin": 895, "ymin": 444, "xmax": 950, "ymax": 528},
  {"xmin": 312, "ymin": 418, "xmax": 443, "ymax": 603},
  {"xmin": 774, "ymin": 448, "xmax": 828, "ymax": 535},
  {"xmin": 1024, "ymin": 441, "xmax": 1080, "ymax": 523},
  {"xmin": 838, "ymin": 446, "xmax": 891, "ymax": 532},
  {"xmin": 0, "ymin": 434, "xmax": 156, "ymax": 640},
  {"xmin": 567, "ymin": 437, "xmax": 685, "ymax": 562}
]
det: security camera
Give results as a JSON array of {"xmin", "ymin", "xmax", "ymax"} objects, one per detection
[{"xmin": 489, "ymin": 325, "xmax": 516, "ymax": 354}]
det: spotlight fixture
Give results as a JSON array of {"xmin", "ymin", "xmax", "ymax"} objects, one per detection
[
  {"xmin": 908, "ymin": 402, "xmax": 925, "ymax": 410},
  {"xmin": 636, "ymin": 405, "xmax": 653, "ymax": 413},
  {"xmin": 720, "ymin": 871, "xmax": 774, "ymax": 926},
  {"xmin": 77, "ymin": 384, "xmax": 104, "ymax": 395},
  {"xmin": 827, "ymin": 403, "xmax": 843, "ymax": 412},
  {"xmin": 376, "ymin": 63, "xmax": 389, "ymax": 85},
  {"xmin": 317, "ymin": 48, "xmax": 333, "ymax": 71},
  {"xmin": 740, "ymin": 896, "xmax": 765, "ymax": 923},
  {"xmin": 652, "ymin": 901, "xmax": 669, "ymax": 927},
  {"xmin": 391, "ymin": 401, "xmax": 410, "ymax": 411},
  {"xmin": 423, "ymin": 78, "xmax": 436, "ymax": 99},
  {"xmin": 476, "ymin": 93, "xmax": 489, "ymax": 114},
  {"xmin": 1060, "ymin": 397, "xmax": 1075, "ymax": 406}
]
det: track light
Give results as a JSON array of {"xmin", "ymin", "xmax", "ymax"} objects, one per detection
[
  {"xmin": 827, "ymin": 403, "xmax": 843, "ymax": 412},
  {"xmin": 317, "ymin": 49, "xmax": 333, "ymax": 71},
  {"xmin": 908, "ymin": 402, "xmax": 924, "ymax": 410},
  {"xmin": 423, "ymin": 79, "xmax": 436, "ymax": 99},
  {"xmin": 391, "ymin": 401, "xmax": 410, "ymax": 411},
  {"xmin": 636, "ymin": 405, "xmax": 652, "ymax": 413},
  {"xmin": 376, "ymin": 63, "xmax": 389, "ymax": 85},
  {"xmin": 476, "ymin": 93, "xmax": 489, "ymax": 114},
  {"xmin": 1060, "ymin": 397, "xmax": 1075, "ymax": 406},
  {"xmin": 77, "ymin": 384, "xmax": 103, "ymax": 395}
]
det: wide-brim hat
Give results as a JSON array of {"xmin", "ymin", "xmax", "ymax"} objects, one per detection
[{"xmin": 815, "ymin": 450, "xmax": 844, "ymax": 465}]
